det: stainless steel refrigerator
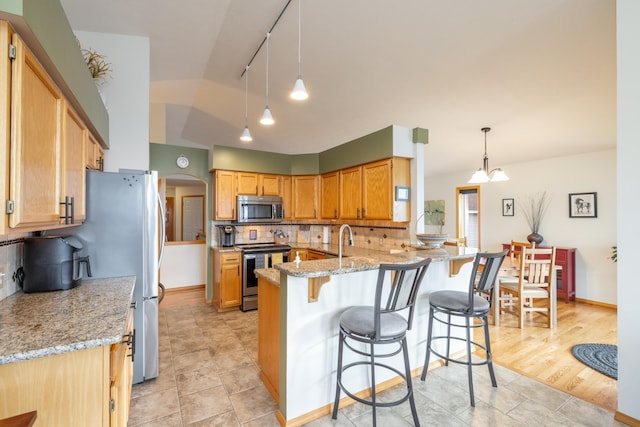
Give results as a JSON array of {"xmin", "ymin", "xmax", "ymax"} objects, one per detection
[{"xmin": 68, "ymin": 169, "xmax": 164, "ymax": 384}]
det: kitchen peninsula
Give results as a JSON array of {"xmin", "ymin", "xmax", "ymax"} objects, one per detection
[
  {"xmin": 255, "ymin": 245, "xmax": 477, "ymax": 426},
  {"xmin": 0, "ymin": 277, "xmax": 135, "ymax": 426}
]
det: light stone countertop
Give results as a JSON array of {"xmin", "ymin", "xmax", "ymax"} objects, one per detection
[
  {"xmin": 0, "ymin": 276, "xmax": 135, "ymax": 365},
  {"xmin": 256, "ymin": 245, "xmax": 478, "ymax": 284}
]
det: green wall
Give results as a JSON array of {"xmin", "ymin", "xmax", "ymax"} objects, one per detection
[
  {"xmin": 1, "ymin": 0, "xmax": 109, "ymax": 146},
  {"xmin": 150, "ymin": 143, "xmax": 213, "ymax": 299},
  {"xmin": 319, "ymin": 126, "xmax": 395, "ymax": 172},
  {"xmin": 208, "ymin": 125, "xmax": 423, "ymax": 175}
]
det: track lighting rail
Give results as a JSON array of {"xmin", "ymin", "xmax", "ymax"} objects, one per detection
[{"xmin": 240, "ymin": 0, "xmax": 293, "ymax": 78}]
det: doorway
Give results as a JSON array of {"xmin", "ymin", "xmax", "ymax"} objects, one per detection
[
  {"xmin": 160, "ymin": 174, "xmax": 207, "ymax": 290},
  {"xmin": 456, "ymin": 186, "xmax": 480, "ymax": 249}
]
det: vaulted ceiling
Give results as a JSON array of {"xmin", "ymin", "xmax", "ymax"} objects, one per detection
[{"xmin": 59, "ymin": 0, "xmax": 616, "ymax": 177}]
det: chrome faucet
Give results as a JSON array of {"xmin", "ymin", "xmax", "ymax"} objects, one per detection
[{"xmin": 338, "ymin": 224, "xmax": 354, "ymax": 264}]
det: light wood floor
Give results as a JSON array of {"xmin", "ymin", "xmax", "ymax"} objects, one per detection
[
  {"xmin": 161, "ymin": 287, "xmax": 618, "ymax": 413},
  {"xmin": 487, "ymin": 299, "xmax": 617, "ymax": 412}
]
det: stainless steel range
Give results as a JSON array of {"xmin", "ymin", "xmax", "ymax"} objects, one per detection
[{"xmin": 237, "ymin": 243, "xmax": 290, "ymax": 311}]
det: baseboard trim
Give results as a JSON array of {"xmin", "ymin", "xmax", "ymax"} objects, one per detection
[
  {"xmin": 574, "ymin": 298, "xmax": 617, "ymax": 310},
  {"xmin": 615, "ymin": 410, "xmax": 640, "ymax": 427},
  {"xmin": 163, "ymin": 284, "xmax": 205, "ymax": 294}
]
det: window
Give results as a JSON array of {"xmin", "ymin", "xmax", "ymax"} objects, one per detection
[{"xmin": 456, "ymin": 186, "xmax": 480, "ymax": 249}]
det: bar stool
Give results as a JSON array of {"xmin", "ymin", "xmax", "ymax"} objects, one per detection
[
  {"xmin": 420, "ymin": 250, "xmax": 507, "ymax": 407},
  {"xmin": 332, "ymin": 258, "xmax": 431, "ymax": 427}
]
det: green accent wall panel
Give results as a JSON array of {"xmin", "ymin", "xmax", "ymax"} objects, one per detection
[
  {"xmin": 319, "ymin": 126, "xmax": 395, "ymax": 173},
  {"xmin": 211, "ymin": 146, "xmax": 293, "ymax": 175},
  {"xmin": 1, "ymin": 0, "xmax": 109, "ymax": 146},
  {"xmin": 290, "ymin": 153, "xmax": 320, "ymax": 175},
  {"xmin": 150, "ymin": 143, "xmax": 211, "ymax": 183}
]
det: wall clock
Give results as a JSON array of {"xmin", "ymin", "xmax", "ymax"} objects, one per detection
[{"xmin": 176, "ymin": 155, "xmax": 189, "ymax": 169}]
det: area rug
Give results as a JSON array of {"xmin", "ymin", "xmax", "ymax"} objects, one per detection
[{"xmin": 571, "ymin": 343, "xmax": 618, "ymax": 380}]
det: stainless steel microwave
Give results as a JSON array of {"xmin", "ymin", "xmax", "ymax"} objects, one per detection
[{"xmin": 237, "ymin": 195, "xmax": 283, "ymax": 223}]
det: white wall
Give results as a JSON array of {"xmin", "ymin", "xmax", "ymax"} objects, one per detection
[
  {"xmin": 425, "ymin": 149, "xmax": 617, "ymax": 305},
  {"xmin": 74, "ymin": 31, "xmax": 150, "ymax": 171},
  {"xmin": 616, "ymin": 0, "xmax": 640, "ymax": 421},
  {"xmin": 160, "ymin": 243, "xmax": 207, "ymax": 289}
]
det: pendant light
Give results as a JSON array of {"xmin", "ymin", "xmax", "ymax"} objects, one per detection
[
  {"xmin": 290, "ymin": 0, "xmax": 309, "ymax": 100},
  {"xmin": 240, "ymin": 66, "xmax": 253, "ymax": 142},
  {"xmin": 260, "ymin": 33, "xmax": 275, "ymax": 125},
  {"xmin": 468, "ymin": 127, "xmax": 509, "ymax": 183}
]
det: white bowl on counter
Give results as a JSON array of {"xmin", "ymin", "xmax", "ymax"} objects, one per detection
[{"xmin": 416, "ymin": 233, "xmax": 448, "ymax": 248}]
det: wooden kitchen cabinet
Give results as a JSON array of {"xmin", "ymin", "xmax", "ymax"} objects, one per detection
[
  {"xmin": 7, "ymin": 31, "xmax": 64, "ymax": 229},
  {"xmin": 214, "ymin": 170, "xmax": 236, "ymax": 220},
  {"xmin": 339, "ymin": 166, "xmax": 363, "ymax": 219},
  {"xmin": 292, "ymin": 175, "xmax": 318, "ymax": 219},
  {"xmin": 307, "ymin": 249, "xmax": 326, "ymax": 260},
  {"xmin": 337, "ymin": 158, "xmax": 411, "ymax": 222},
  {"xmin": 212, "ymin": 250, "xmax": 242, "ymax": 310},
  {"xmin": 62, "ymin": 102, "xmax": 87, "ymax": 224},
  {"xmin": 362, "ymin": 159, "xmax": 393, "ymax": 220},
  {"xmin": 237, "ymin": 172, "xmax": 258, "ymax": 195},
  {"xmin": 320, "ymin": 171, "xmax": 339, "ymax": 219},
  {"xmin": 87, "ymin": 131, "xmax": 104, "ymax": 171},
  {"xmin": 259, "ymin": 174, "xmax": 280, "ymax": 196},
  {"xmin": 258, "ymin": 276, "xmax": 280, "ymax": 402},
  {"xmin": 363, "ymin": 158, "xmax": 410, "ymax": 221},
  {"xmin": 280, "ymin": 175, "xmax": 292, "ymax": 219},
  {"xmin": 0, "ymin": 307, "xmax": 134, "ymax": 427},
  {"xmin": 290, "ymin": 249, "xmax": 307, "ymax": 261},
  {"xmin": 110, "ymin": 306, "xmax": 134, "ymax": 427}
]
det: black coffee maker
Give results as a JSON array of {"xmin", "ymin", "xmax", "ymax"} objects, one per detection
[{"xmin": 218, "ymin": 225, "xmax": 236, "ymax": 247}]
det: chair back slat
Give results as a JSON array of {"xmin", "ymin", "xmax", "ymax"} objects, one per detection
[
  {"xmin": 520, "ymin": 247, "xmax": 555, "ymax": 286},
  {"xmin": 375, "ymin": 258, "xmax": 431, "ymax": 335},
  {"xmin": 509, "ymin": 240, "xmax": 535, "ymax": 261},
  {"xmin": 469, "ymin": 250, "xmax": 509, "ymax": 310}
]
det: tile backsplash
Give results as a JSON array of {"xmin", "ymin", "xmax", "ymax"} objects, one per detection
[
  {"xmin": 210, "ymin": 222, "xmax": 413, "ymax": 252},
  {"xmin": 0, "ymin": 237, "xmax": 24, "ymax": 302}
]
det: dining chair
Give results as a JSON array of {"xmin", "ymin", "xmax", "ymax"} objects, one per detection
[
  {"xmin": 498, "ymin": 247, "xmax": 556, "ymax": 328},
  {"xmin": 420, "ymin": 250, "xmax": 508, "ymax": 407},
  {"xmin": 332, "ymin": 258, "xmax": 432, "ymax": 427},
  {"xmin": 499, "ymin": 240, "xmax": 535, "ymax": 307}
]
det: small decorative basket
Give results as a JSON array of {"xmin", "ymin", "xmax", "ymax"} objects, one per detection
[{"xmin": 274, "ymin": 236, "xmax": 289, "ymax": 244}]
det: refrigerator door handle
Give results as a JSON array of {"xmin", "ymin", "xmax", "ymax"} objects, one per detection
[{"xmin": 157, "ymin": 193, "xmax": 166, "ymax": 267}]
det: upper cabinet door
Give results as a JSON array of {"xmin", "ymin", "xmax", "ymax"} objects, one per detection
[
  {"xmin": 292, "ymin": 175, "xmax": 318, "ymax": 219},
  {"xmin": 214, "ymin": 170, "xmax": 236, "ymax": 220},
  {"xmin": 237, "ymin": 172, "xmax": 258, "ymax": 195},
  {"xmin": 259, "ymin": 174, "xmax": 280, "ymax": 196},
  {"xmin": 62, "ymin": 102, "xmax": 87, "ymax": 223},
  {"xmin": 339, "ymin": 166, "xmax": 362, "ymax": 219},
  {"xmin": 280, "ymin": 176, "xmax": 292, "ymax": 219},
  {"xmin": 320, "ymin": 171, "xmax": 339, "ymax": 219},
  {"xmin": 362, "ymin": 159, "xmax": 392, "ymax": 220},
  {"xmin": 9, "ymin": 33, "xmax": 63, "ymax": 228}
]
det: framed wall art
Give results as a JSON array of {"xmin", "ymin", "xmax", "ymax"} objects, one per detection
[
  {"xmin": 569, "ymin": 192, "xmax": 597, "ymax": 218},
  {"xmin": 502, "ymin": 198, "xmax": 514, "ymax": 216}
]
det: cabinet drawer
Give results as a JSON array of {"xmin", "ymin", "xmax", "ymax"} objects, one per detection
[{"xmin": 221, "ymin": 252, "xmax": 241, "ymax": 264}]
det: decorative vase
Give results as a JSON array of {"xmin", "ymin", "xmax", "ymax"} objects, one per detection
[{"xmin": 527, "ymin": 232, "xmax": 543, "ymax": 245}]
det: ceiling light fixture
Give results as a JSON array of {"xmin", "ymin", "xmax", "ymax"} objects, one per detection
[
  {"xmin": 468, "ymin": 127, "xmax": 509, "ymax": 183},
  {"xmin": 290, "ymin": 0, "xmax": 308, "ymax": 100},
  {"xmin": 260, "ymin": 32, "xmax": 275, "ymax": 125},
  {"xmin": 240, "ymin": 66, "xmax": 253, "ymax": 142}
]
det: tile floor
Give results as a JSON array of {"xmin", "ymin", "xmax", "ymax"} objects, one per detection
[{"xmin": 128, "ymin": 302, "xmax": 626, "ymax": 426}]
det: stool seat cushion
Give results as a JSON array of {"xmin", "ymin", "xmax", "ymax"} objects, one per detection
[
  {"xmin": 340, "ymin": 306, "xmax": 408, "ymax": 339},
  {"xmin": 429, "ymin": 290, "xmax": 490, "ymax": 313}
]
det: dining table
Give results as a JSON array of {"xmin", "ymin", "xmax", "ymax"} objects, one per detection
[{"xmin": 494, "ymin": 256, "xmax": 562, "ymax": 328}]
